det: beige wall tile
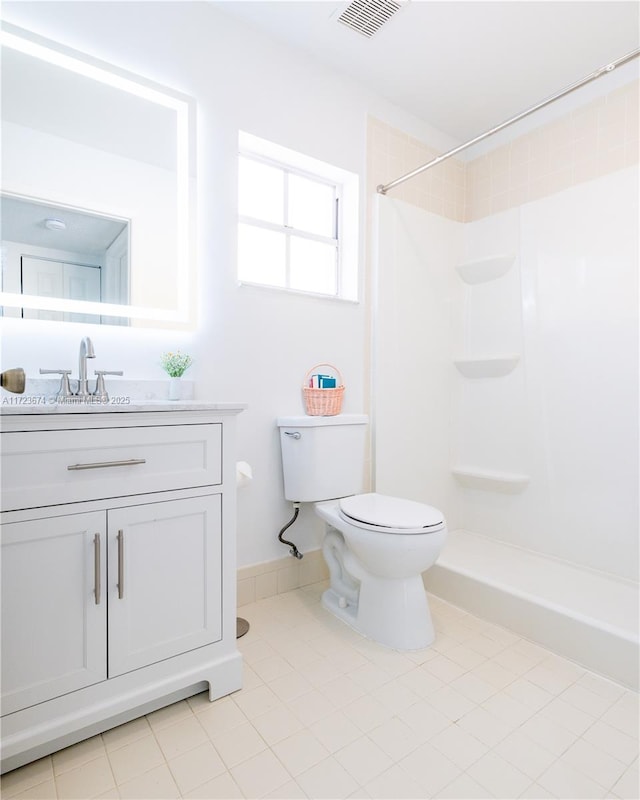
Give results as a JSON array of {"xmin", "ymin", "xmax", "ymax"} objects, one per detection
[
  {"xmin": 511, "ymin": 135, "xmax": 532, "ymax": 165},
  {"xmin": 572, "ymin": 156, "xmax": 599, "ymax": 185},
  {"xmin": 237, "ymin": 577, "xmax": 256, "ymax": 607},
  {"xmin": 367, "ymin": 80, "xmax": 637, "ymax": 224},
  {"xmin": 237, "ymin": 548, "xmax": 327, "ymax": 606},
  {"xmin": 299, "ymin": 551, "xmax": 330, "ymax": 585},
  {"xmin": 256, "ymin": 570, "xmax": 279, "ymax": 600},
  {"xmin": 600, "ymin": 144, "xmax": 627, "ymax": 175},
  {"xmin": 508, "ymin": 159, "xmax": 529, "ymax": 192},
  {"xmin": 490, "ymin": 167, "xmax": 509, "ymax": 196},
  {"xmin": 277, "ymin": 566, "xmax": 300, "ymax": 594},
  {"xmin": 369, "ymin": 118, "xmax": 390, "ymax": 154},
  {"xmin": 490, "ymin": 191, "xmax": 510, "ymax": 215},
  {"xmin": 601, "ymin": 94, "xmax": 627, "ymax": 133},
  {"xmin": 508, "ymin": 184, "xmax": 530, "ymax": 209}
]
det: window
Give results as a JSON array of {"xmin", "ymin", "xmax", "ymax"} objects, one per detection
[{"xmin": 237, "ymin": 133, "xmax": 359, "ymax": 301}]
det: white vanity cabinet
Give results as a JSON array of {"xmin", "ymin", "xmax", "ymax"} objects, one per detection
[
  {"xmin": 2, "ymin": 512, "xmax": 108, "ymax": 714},
  {"xmin": 0, "ymin": 404, "xmax": 244, "ymax": 773},
  {"xmin": 106, "ymin": 494, "xmax": 222, "ymax": 677}
]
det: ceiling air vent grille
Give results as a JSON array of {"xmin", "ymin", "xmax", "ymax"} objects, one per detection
[{"xmin": 337, "ymin": 0, "xmax": 404, "ymax": 38}]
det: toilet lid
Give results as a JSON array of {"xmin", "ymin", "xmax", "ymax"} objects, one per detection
[{"xmin": 339, "ymin": 493, "xmax": 444, "ymax": 530}]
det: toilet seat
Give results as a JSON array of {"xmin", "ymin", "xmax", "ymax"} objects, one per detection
[{"xmin": 338, "ymin": 493, "xmax": 445, "ymax": 535}]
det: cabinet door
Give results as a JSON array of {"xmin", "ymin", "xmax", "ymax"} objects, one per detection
[
  {"xmin": 1, "ymin": 512, "xmax": 107, "ymax": 715},
  {"xmin": 107, "ymin": 495, "xmax": 222, "ymax": 677}
]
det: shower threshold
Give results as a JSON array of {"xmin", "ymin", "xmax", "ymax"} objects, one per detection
[{"xmin": 424, "ymin": 530, "xmax": 639, "ymax": 689}]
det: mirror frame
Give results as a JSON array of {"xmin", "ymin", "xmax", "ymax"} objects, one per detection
[{"xmin": 0, "ymin": 23, "xmax": 195, "ymax": 327}]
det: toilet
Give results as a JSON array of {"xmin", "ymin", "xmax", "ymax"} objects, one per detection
[{"xmin": 277, "ymin": 414, "xmax": 447, "ymax": 650}]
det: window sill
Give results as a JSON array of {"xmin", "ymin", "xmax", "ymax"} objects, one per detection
[{"xmin": 237, "ymin": 280, "xmax": 360, "ymax": 304}]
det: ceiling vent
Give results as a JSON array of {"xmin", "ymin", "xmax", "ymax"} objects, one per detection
[{"xmin": 337, "ymin": 0, "xmax": 405, "ymax": 38}]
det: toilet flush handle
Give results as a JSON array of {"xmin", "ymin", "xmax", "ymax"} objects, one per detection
[{"xmin": 284, "ymin": 431, "xmax": 301, "ymax": 439}]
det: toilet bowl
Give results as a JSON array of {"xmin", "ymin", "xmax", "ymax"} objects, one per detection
[
  {"xmin": 277, "ymin": 415, "xmax": 447, "ymax": 651},
  {"xmin": 316, "ymin": 493, "xmax": 447, "ymax": 650}
]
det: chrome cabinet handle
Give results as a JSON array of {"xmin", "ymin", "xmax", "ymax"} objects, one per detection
[
  {"xmin": 67, "ymin": 458, "xmax": 146, "ymax": 471},
  {"xmin": 117, "ymin": 530, "xmax": 124, "ymax": 600},
  {"xmin": 94, "ymin": 533, "xmax": 101, "ymax": 605}
]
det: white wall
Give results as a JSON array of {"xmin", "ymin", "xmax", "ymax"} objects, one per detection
[
  {"xmin": 375, "ymin": 166, "xmax": 639, "ymax": 582},
  {"xmin": 0, "ymin": 1, "xmax": 455, "ymax": 568},
  {"xmin": 8, "ymin": 3, "xmax": 634, "ymax": 580}
]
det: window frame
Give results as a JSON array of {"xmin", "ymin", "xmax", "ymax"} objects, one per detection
[{"xmin": 237, "ymin": 150, "xmax": 345, "ymax": 298}]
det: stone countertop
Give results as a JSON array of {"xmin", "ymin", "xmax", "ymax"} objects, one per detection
[
  {"xmin": 0, "ymin": 399, "xmax": 247, "ymax": 415},
  {"xmin": 0, "ymin": 377, "xmax": 247, "ymax": 415}
]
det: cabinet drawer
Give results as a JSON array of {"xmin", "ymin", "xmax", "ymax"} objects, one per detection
[{"xmin": 1, "ymin": 424, "xmax": 222, "ymax": 511}]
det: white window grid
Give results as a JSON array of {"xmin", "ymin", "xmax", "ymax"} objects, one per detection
[{"xmin": 238, "ymin": 151, "xmax": 343, "ymax": 296}]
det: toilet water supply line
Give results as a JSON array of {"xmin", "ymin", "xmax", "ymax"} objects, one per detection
[{"xmin": 278, "ymin": 503, "xmax": 303, "ymax": 559}]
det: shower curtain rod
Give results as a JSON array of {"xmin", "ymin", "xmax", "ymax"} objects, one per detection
[{"xmin": 377, "ymin": 47, "xmax": 640, "ymax": 195}]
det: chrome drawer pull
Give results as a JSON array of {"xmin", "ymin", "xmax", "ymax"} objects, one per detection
[
  {"xmin": 94, "ymin": 533, "xmax": 101, "ymax": 605},
  {"xmin": 117, "ymin": 530, "xmax": 124, "ymax": 600},
  {"xmin": 67, "ymin": 458, "xmax": 146, "ymax": 471}
]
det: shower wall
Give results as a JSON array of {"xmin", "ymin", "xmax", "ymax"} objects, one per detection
[
  {"xmin": 374, "ymin": 199, "xmax": 462, "ymax": 529},
  {"xmin": 374, "ymin": 163, "xmax": 639, "ymax": 583}
]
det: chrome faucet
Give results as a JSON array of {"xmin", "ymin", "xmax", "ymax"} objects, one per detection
[{"xmin": 77, "ymin": 336, "xmax": 96, "ymax": 398}]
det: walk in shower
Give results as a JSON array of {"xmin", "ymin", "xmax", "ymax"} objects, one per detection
[{"xmin": 372, "ymin": 53, "xmax": 640, "ymax": 687}]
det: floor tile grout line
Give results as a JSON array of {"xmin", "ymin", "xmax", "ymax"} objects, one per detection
[{"xmin": 4, "ymin": 584, "xmax": 637, "ymax": 800}]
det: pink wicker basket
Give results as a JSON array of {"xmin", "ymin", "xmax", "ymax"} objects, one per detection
[{"xmin": 302, "ymin": 364, "xmax": 344, "ymax": 416}]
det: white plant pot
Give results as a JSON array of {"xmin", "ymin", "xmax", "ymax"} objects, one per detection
[{"xmin": 168, "ymin": 377, "xmax": 181, "ymax": 401}]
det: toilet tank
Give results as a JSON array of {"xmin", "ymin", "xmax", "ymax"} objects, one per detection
[{"xmin": 277, "ymin": 414, "xmax": 368, "ymax": 502}]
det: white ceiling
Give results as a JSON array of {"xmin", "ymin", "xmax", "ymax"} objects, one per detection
[{"xmin": 216, "ymin": 0, "xmax": 640, "ymax": 143}]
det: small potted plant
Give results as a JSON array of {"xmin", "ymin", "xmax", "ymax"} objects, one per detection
[{"xmin": 160, "ymin": 351, "xmax": 193, "ymax": 400}]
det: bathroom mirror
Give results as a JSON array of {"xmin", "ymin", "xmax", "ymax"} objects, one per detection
[
  {"xmin": 0, "ymin": 24, "xmax": 194, "ymax": 327},
  {"xmin": 1, "ymin": 193, "xmax": 130, "ymax": 325}
]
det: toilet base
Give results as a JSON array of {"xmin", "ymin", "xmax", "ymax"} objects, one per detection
[
  {"xmin": 322, "ymin": 587, "xmax": 359, "ymax": 625},
  {"xmin": 321, "ymin": 574, "xmax": 435, "ymax": 651}
]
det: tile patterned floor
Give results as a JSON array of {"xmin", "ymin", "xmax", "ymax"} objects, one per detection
[{"xmin": 2, "ymin": 582, "xmax": 639, "ymax": 799}]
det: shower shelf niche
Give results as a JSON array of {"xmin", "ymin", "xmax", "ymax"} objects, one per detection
[
  {"xmin": 455, "ymin": 254, "xmax": 515, "ymax": 284},
  {"xmin": 451, "ymin": 467, "xmax": 530, "ymax": 493},
  {"xmin": 454, "ymin": 356, "xmax": 520, "ymax": 378}
]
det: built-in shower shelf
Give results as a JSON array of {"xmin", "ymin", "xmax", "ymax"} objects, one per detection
[
  {"xmin": 454, "ymin": 356, "xmax": 520, "ymax": 378},
  {"xmin": 451, "ymin": 467, "xmax": 530, "ymax": 493},
  {"xmin": 455, "ymin": 255, "xmax": 515, "ymax": 284}
]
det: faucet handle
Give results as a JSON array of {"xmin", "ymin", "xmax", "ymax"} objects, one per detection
[
  {"xmin": 93, "ymin": 370, "xmax": 124, "ymax": 401},
  {"xmin": 39, "ymin": 368, "xmax": 74, "ymax": 399}
]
